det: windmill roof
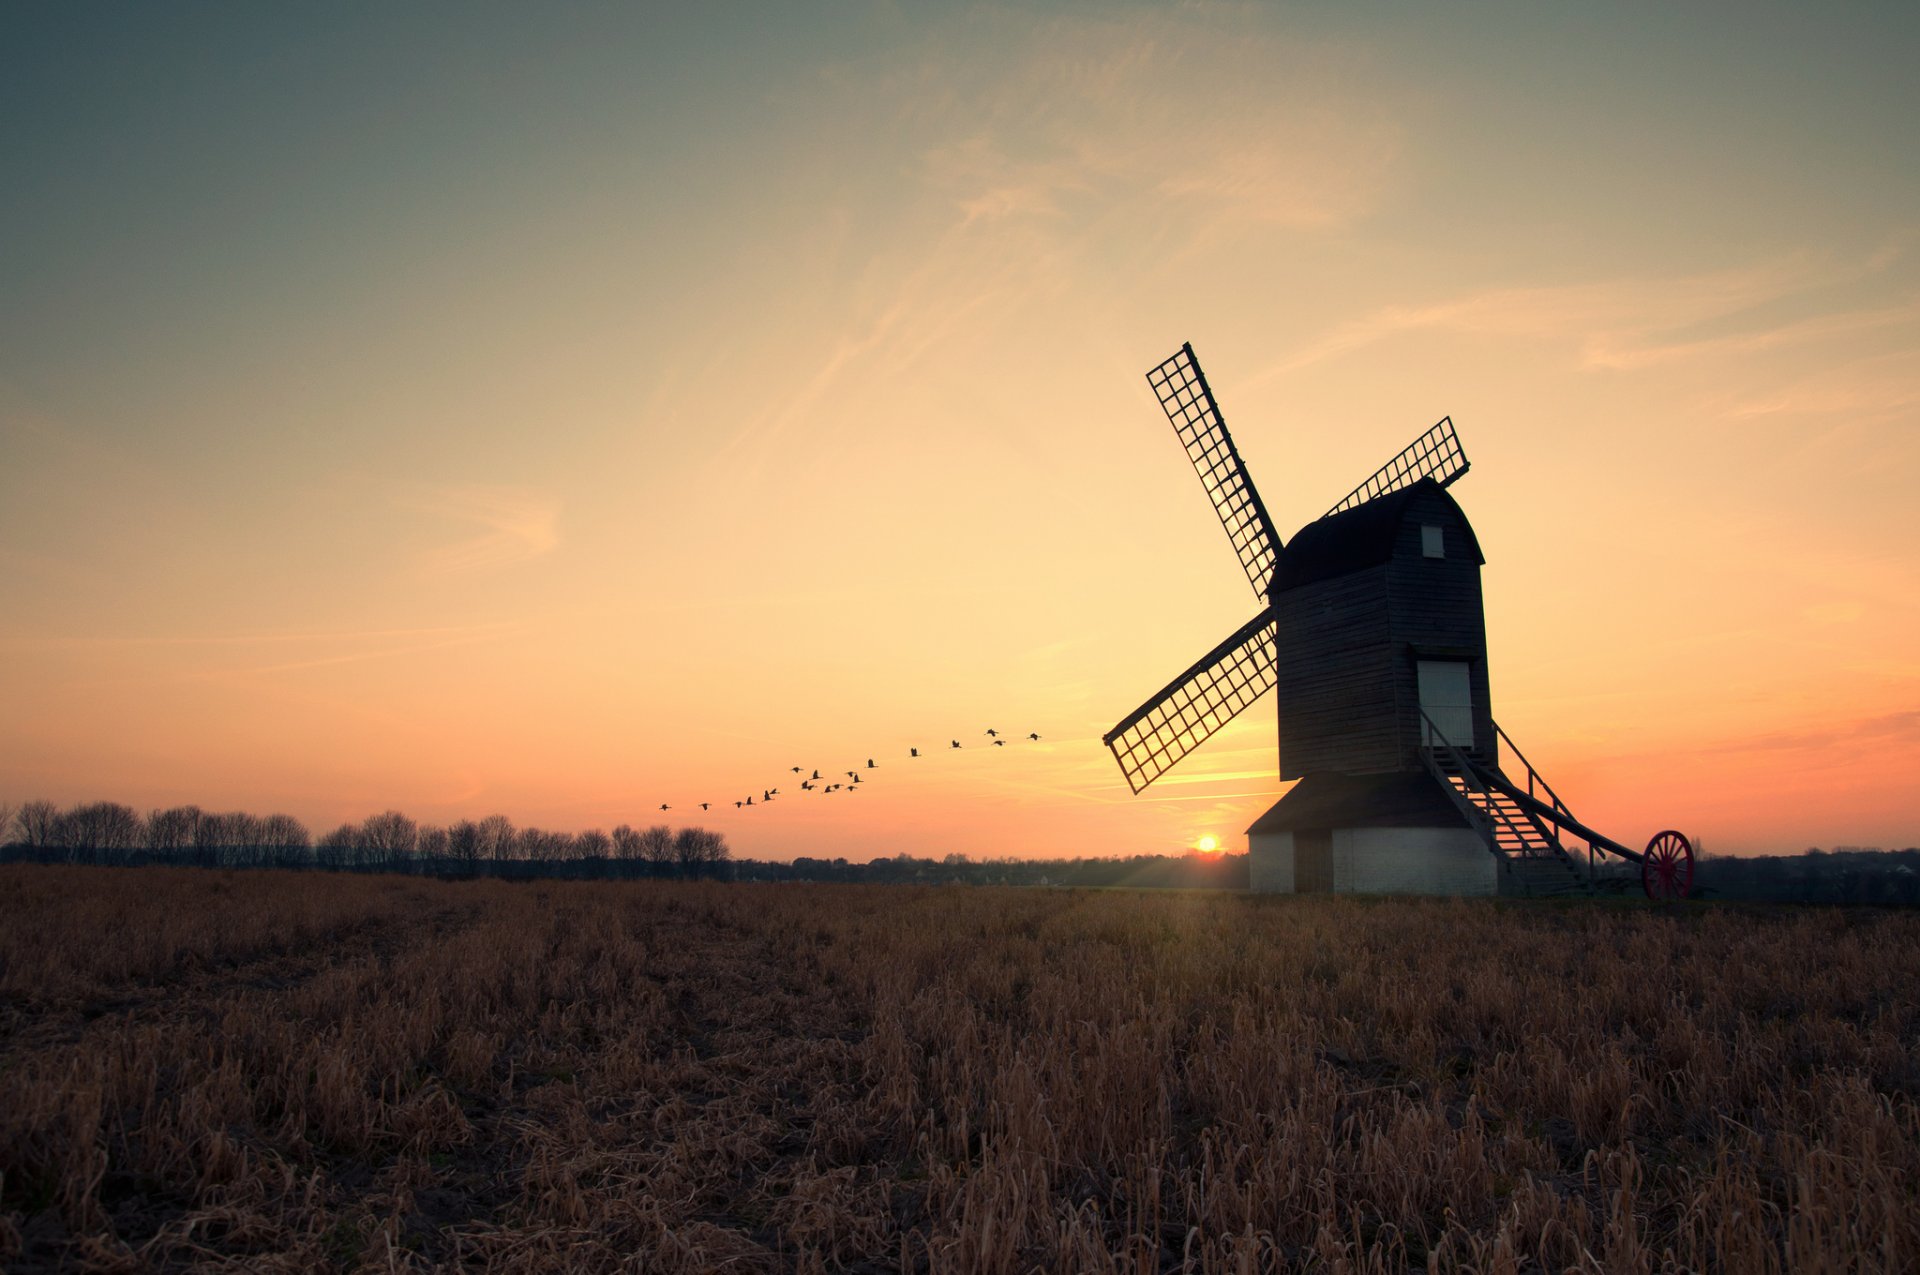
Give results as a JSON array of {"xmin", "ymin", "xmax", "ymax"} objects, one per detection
[
  {"xmin": 1271, "ymin": 478, "xmax": 1482, "ymax": 593},
  {"xmin": 1246, "ymin": 770, "xmax": 1473, "ymax": 834}
]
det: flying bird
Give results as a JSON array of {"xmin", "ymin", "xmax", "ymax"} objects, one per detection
[
  {"xmin": 734, "ymin": 801, "xmax": 743, "ymax": 809},
  {"xmin": 745, "ymin": 796, "xmax": 754, "ymax": 806},
  {"xmin": 866, "ymin": 758, "xmax": 877, "ymax": 768},
  {"xmin": 801, "ymin": 781, "xmax": 813, "ymax": 791},
  {"xmin": 1028, "ymin": 732, "xmax": 1042, "ymax": 741},
  {"xmin": 985, "ymin": 728, "xmax": 999, "ymax": 737},
  {"xmin": 700, "ymin": 802, "xmax": 710, "ymax": 811},
  {"xmin": 811, "ymin": 770, "xmax": 821, "ymax": 780},
  {"xmin": 791, "ymin": 766, "xmax": 803, "ymax": 774},
  {"xmin": 659, "ymin": 804, "xmax": 669, "ymax": 811},
  {"xmin": 993, "ymin": 739, "xmax": 1005, "ymax": 747},
  {"xmin": 847, "ymin": 770, "xmax": 857, "ymax": 779},
  {"xmin": 950, "ymin": 740, "xmax": 962, "ymax": 749},
  {"xmin": 910, "ymin": 747, "xmax": 919, "ymax": 757}
]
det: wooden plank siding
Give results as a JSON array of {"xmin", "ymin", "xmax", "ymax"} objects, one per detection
[
  {"xmin": 1274, "ymin": 565, "xmax": 1397, "ymax": 778},
  {"xmin": 1274, "ymin": 484, "xmax": 1493, "ymax": 779},
  {"xmin": 1385, "ymin": 487, "xmax": 1494, "ymax": 771}
]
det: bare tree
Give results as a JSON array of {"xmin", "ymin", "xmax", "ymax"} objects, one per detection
[
  {"xmin": 227, "ymin": 812, "xmax": 266, "ymax": 867},
  {"xmin": 16, "ymin": 799, "xmax": 57, "ymax": 848},
  {"xmin": 513, "ymin": 827, "xmax": 574, "ymax": 864},
  {"xmin": 191, "ymin": 810, "xmax": 236, "ymax": 867},
  {"xmin": 49, "ymin": 802, "xmax": 140, "ymax": 862},
  {"xmin": 261, "ymin": 813, "xmax": 311, "ymax": 867},
  {"xmin": 611, "ymin": 823, "xmax": 641, "ymax": 861},
  {"xmin": 574, "ymin": 828, "xmax": 611, "ymax": 862},
  {"xmin": 315, "ymin": 823, "xmax": 360, "ymax": 870},
  {"xmin": 693, "ymin": 828, "xmax": 731, "ymax": 875},
  {"xmin": 0, "ymin": 801, "xmax": 16, "ymax": 847},
  {"xmin": 360, "ymin": 810, "xmax": 419, "ymax": 869},
  {"xmin": 477, "ymin": 814, "xmax": 515, "ymax": 863},
  {"xmin": 191, "ymin": 812, "xmax": 257, "ymax": 867},
  {"xmin": 95, "ymin": 802, "xmax": 144, "ymax": 859},
  {"xmin": 447, "ymin": 820, "xmax": 482, "ymax": 871},
  {"xmin": 417, "ymin": 824, "xmax": 450, "ymax": 866},
  {"xmin": 48, "ymin": 807, "xmax": 88, "ymax": 861},
  {"xmin": 639, "ymin": 824, "xmax": 674, "ymax": 876},
  {"xmin": 674, "ymin": 827, "xmax": 716, "ymax": 877},
  {"xmin": 146, "ymin": 805, "xmax": 200, "ymax": 862}
]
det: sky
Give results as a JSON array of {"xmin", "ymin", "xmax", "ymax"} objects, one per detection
[{"xmin": 3, "ymin": 2, "xmax": 1917, "ymax": 860}]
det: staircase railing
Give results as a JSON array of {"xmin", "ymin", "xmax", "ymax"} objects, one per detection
[
  {"xmin": 1493, "ymin": 720, "xmax": 1576, "ymax": 827},
  {"xmin": 1491, "ymin": 719, "xmax": 1588, "ymax": 877},
  {"xmin": 1419, "ymin": 712, "xmax": 1566, "ymax": 863},
  {"xmin": 1421, "ymin": 712, "xmax": 1646, "ymax": 869}
]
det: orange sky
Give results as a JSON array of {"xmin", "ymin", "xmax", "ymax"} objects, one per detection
[{"xmin": 3, "ymin": 5, "xmax": 1917, "ymax": 858}]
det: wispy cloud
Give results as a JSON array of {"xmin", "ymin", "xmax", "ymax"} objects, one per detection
[
  {"xmin": 1719, "ymin": 709, "xmax": 1920, "ymax": 757},
  {"xmin": 1149, "ymin": 768, "xmax": 1276, "ymax": 787},
  {"xmin": 1715, "ymin": 346, "xmax": 1920, "ymax": 422},
  {"xmin": 727, "ymin": 10, "xmax": 1404, "ymax": 469},
  {"xmin": 1584, "ymin": 296, "xmax": 1920, "ymax": 371},
  {"xmin": 199, "ymin": 628, "xmax": 521, "ymax": 679},
  {"xmin": 1257, "ymin": 246, "xmax": 1919, "ymax": 384},
  {"xmin": 0, "ymin": 622, "xmax": 522, "ymax": 652},
  {"xmin": 400, "ymin": 484, "xmax": 560, "ymax": 575},
  {"xmin": 912, "ymin": 11, "xmax": 1401, "ymax": 237}
]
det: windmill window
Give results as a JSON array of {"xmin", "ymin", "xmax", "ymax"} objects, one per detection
[{"xmin": 1421, "ymin": 524, "xmax": 1444, "ymax": 558}]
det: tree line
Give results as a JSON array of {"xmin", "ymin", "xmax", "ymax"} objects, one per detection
[
  {"xmin": 0, "ymin": 795, "xmax": 1254, "ymax": 888},
  {"xmin": 10, "ymin": 796, "xmax": 1909, "ymax": 900},
  {"xmin": 0, "ymin": 798, "xmax": 730, "ymax": 879},
  {"xmin": 1693, "ymin": 847, "xmax": 1920, "ymax": 906}
]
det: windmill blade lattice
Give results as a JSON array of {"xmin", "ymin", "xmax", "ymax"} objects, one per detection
[
  {"xmin": 1324, "ymin": 417, "xmax": 1469, "ymax": 518},
  {"xmin": 1149, "ymin": 344, "xmax": 1282, "ymax": 597},
  {"xmin": 1102, "ymin": 608, "xmax": 1280, "ymax": 795}
]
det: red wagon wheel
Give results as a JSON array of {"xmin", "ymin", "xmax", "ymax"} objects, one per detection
[{"xmin": 1642, "ymin": 830, "xmax": 1694, "ymax": 900}]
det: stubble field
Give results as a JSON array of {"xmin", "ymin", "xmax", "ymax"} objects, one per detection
[{"xmin": 1, "ymin": 867, "xmax": 1917, "ymax": 1273}]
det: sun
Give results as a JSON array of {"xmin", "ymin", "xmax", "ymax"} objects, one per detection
[{"xmin": 1195, "ymin": 835, "xmax": 1220, "ymax": 854}]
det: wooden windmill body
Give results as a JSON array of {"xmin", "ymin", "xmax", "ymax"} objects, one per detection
[{"xmin": 1103, "ymin": 344, "xmax": 1694, "ymax": 899}]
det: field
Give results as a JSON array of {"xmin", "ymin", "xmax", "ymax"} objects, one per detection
[{"xmin": 2, "ymin": 869, "xmax": 1917, "ymax": 1272}]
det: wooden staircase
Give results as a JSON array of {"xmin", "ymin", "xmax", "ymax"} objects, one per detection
[{"xmin": 1420, "ymin": 720, "xmax": 1591, "ymax": 897}]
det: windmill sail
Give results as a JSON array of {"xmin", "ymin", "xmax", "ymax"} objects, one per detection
[
  {"xmin": 1323, "ymin": 417, "xmax": 1469, "ymax": 518},
  {"xmin": 1149, "ymin": 344, "xmax": 1282, "ymax": 597},
  {"xmin": 1102, "ymin": 608, "xmax": 1279, "ymax": 794}
]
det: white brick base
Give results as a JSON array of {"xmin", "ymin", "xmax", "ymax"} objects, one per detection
[{"xmin": 1249, "ymin": 826, "xmax": 1495, "ymax": 895}]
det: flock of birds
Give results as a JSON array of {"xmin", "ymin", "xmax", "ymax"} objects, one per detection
[{"xmin": 657, "ymin": 729, "xmax": 1045, "ymax": 814}]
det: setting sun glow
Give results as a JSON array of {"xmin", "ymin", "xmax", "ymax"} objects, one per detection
[{"xmin": 1196, "ymin": 836, "xmax": 1220, "ymax": 855}]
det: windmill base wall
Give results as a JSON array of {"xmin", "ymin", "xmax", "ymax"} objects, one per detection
[{"xmin": 1249, "ymin": 827, "xmax": 1495, "ymax": 896}]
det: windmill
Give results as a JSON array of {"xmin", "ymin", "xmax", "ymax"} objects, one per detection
[{"xmin": 1102, "ymin": 343, "xmax": 1693, "ymax": 899}]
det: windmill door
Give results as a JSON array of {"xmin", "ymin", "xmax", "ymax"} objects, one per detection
[
  {"xmin": 1294, "ymin": 830, "xmax": 1333, "ymax": 892},
  {"xmin": 1417, "ymin": 660, "xmax": 1475, "ymax": 750}
]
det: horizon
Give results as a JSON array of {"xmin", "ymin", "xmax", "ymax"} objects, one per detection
[
  {"xmin": 4, "ymin": 792, "xmax": 1917, "ymax": 866},
  {"xmin": 5, "ymin": 4, "xmax": 1919, "ymax": 859}
]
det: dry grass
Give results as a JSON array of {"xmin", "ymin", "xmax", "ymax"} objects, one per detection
[{"xmin": 2, "ymin": 868, "xmax": 1917, "ymax": 1272}]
